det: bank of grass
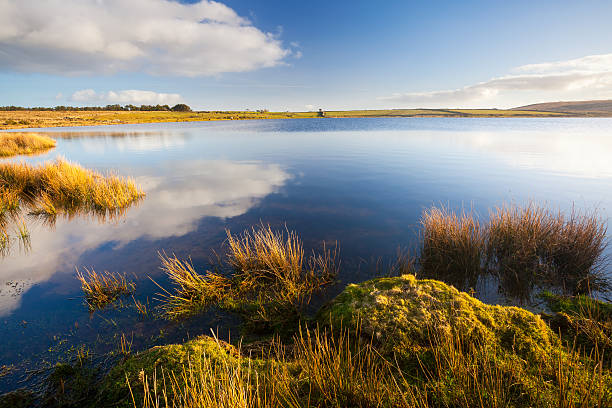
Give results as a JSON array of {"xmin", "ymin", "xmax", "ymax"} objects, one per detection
[
  {"xmin": 159, "ymin": 225, "xmax": 338, "ymax": 330},
  {"xmin": 0, "ymin": 158, "xmax": 145, "ymax": 221},
  {"xmin": 0, "ymin": 109, "xmax": 574, "ymax": 130},
  {"xmin": 0, "ymin": 132, "xmax": 56, "ymax": 157},
  {"xmin": 419, "ymin": 203, "xmax": 608, "ymax": 298},
  {"xmin": 76, "ymin": 268, "xmax": 136, "ymax": 311}
]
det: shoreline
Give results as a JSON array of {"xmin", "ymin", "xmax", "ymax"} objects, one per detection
[{"xmin": 2, "ymin": 108, "xmax": 609, "ymax": 131}]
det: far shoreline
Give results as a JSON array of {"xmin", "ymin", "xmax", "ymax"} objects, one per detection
[{"xmin": 1, "ymin": 108, "xmax": 611, "ymax": 131}]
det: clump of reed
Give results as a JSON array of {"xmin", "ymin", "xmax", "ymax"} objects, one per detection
[
  {"xmin": 420, "ymin": 206, "xmax": 485, "ymax": 288},
  {"xmin": 418, "ymin": 203, "xmax": 608, "ymax": 298},
  {"xmin": 76, "ymin": 268, "xmax": 136, "ymax": 311},
  {"xmin": 0, "ymin": 132, "xmax": 56, "ymax": 157},
  {"xmin": 0, "ymin": 158, "xmax": 145, "ymax": 220},
  {"xmin": 159, "ymin": 225, "xmax": 338, "ymax": 328},
  {"xmin": 487, "ymin": 204, "xmax": 607, "ymax": 297},
  {"xmin": 0, "ymin": 158, "xmax": 144, "ymax": 255}
]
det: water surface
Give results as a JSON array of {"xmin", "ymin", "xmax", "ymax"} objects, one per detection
[{"xmin": 2, "ymin": 117, "xmax": 612, "ymax": 390}]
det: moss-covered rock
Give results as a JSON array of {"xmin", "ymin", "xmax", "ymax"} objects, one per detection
[{"xmin": 318, "ymin": 274, "xmax": 559, "ymax": 363}]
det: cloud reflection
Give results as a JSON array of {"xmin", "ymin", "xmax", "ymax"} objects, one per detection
[{"xmin": 0, "ymin": 159, "xmax": 291, "ymax": 315}]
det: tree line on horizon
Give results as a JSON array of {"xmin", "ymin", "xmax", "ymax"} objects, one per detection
[{"xmin": 0, "ymin": 104, "xmax": 192, "ymax": 112}]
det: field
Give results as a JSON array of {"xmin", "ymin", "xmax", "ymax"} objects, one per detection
[{"xmin": 0, "ymin": 108, "xmax": 572, "ymax": 130}]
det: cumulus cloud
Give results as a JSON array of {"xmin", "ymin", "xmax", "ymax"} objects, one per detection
[
  {"xmin": 70, "ymin": 89, "xmax": 183, "ymax": 105},
  {"xmin": 0, "ymin": 0, "xmax": 289, "ymax": 76},
  {"xmin": 379, "ymin": 53, "xmax": 612, "ymax": 107}
]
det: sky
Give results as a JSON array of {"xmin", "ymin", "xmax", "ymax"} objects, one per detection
[{"xmin": 1, "ymin": 0, "xmax": 612, "ymax": 111}]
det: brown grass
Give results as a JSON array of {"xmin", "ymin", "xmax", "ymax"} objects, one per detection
[
  {"xmin": 158, "ymin": 225, "xmax": 338, "ymax": 326},
  {"xmin": 0, "ymin": 132, "xmax": 56, "ymax": 157},
  {"xmin": 0, "ymin": 157, "xmax": 145, "ymax": 221},
  {"xmin": 76, "ymin": 267, "xmax": 136, "ymax": 311},
  {"xmin": 419, "ymin": 207, "xmax": 485, "ymax": 288},
  {"xmin": 487, "ymin": 204, "xmax": 607, "ymax": 296},
  {"xmin": 419, "ymin": 203, "xmax": 608, "ymax": 298}
]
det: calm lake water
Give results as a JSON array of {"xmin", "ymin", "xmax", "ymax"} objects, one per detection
[{"xmin": 2, "ymin": 117, "xmax": 612, "ymax": 390}]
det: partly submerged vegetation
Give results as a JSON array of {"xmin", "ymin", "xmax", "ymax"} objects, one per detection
[
  {"xmin": 420, "ymin": 203, "xmax": 608, "ymax": 300},
  {"xmin": 159, "ymin": 225, "xmax": 338, "ymax": 331},
  {"xmin": 0, "ymin": 132, "xmax": 56, "ymax": 157},
  {"xmin": 0, "ymin": 158, "xmax": 144, "ymax": 255},
  {"xmin": 76, "ymin": 268, "xmax": 136, "ymax": 311},
  {"xmin": 41, "ymin": 275, "xmax": 611, "ymax": 408}
]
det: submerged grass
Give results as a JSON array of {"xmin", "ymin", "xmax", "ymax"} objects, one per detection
[
  {"xmin": 420, "ymin": 207, "xmax": 485, "ymax": 288},
  {"xmin": 419, "ymin": 203, "xmax": 608, "ymax": 298},
  {"xmin": 0, "ymin": 158, "xmax": 145, "ymax": 219},
  {"xmin": 76, "ymin": 268, "xmax": 136, "ymax": 311},
  {"xmin": 0, "ymin": 158, "xmax": 144, "ymax": 254},
  {"xmin": 159, "ymin": 224, "xmax": 338, "ymax": 329},
  {"xmin": 0, "ymin": 132, "xmax": 56, "ymax": 157}
]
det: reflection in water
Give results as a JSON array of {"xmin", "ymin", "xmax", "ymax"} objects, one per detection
[{"xmin": 0, "ymin": 159, "xmax": 290, "ymax": 315}]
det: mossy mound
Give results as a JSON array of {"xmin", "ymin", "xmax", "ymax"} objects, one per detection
[
  {"xmin": 318, "ymin": 275, "xmax": 612, "ymax": 406},
  {"xmin": 318, "ymin": 274, "xmax": 559, "ymax": 363},
  {"xmin": 97, "ymin": 335, "xmax": 244, "ymax": 407}
]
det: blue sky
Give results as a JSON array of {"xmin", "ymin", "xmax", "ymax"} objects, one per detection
[{"xmin": 1, "ymin": 0, "xmax": 612, "ymax": 110}]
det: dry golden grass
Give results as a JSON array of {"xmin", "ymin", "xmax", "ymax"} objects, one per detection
[
  {"xmin": 418, "ymin": 203, "xmax": 608, "ymax": 297},
  {"xmin": 0, "ymin": 158, "xmax": 143, "ymax": 256},
  {"xmin": 0, "ymin": 157, "xmax": 145, "ymax": 221},
  {"xmin": 158, "ymin": 225, "xmax": 338, "ymax": 326},
  {"xmin": 0, "ymin": 110, "xmax": 317, "ymax": 130},
  {"xmin": 76, "ymin": 267, "xmax": 135, "ymax": 311},
  {"xmin": 419, "ymin": 207, "xmax": 485, "ymax": 288},
  {"xmin": 488, "ymin": 204, "xmax": 607, "ymax": 296},
  {"xmin": 0, "ymin": 132, "xmax": 56, "ymax": 157}
]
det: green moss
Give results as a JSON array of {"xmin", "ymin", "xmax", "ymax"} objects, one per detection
[
  {"xmin": 318, "ymin": 274, "xmax": 612, "ymax": 406},
  {"xmin": 319, "ymin": 274, "xmax": 558, "ymax": 364},
  {"xmin": 97, "ymin": 335, "xmax": 252, "ymax": 407},
  {"xmin": 539, "ymin": 291, "xmax": 612, "ymax": 318},
  {"xmin": 540, "ymin": 291, "xmax": 612, "ymax": 356}
]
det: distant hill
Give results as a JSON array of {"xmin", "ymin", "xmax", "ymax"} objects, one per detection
[{"xmin": 512, "ymin": 100, "xmax": 612, "ymax": 116}]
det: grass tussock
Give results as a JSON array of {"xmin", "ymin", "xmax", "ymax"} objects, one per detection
[
  {"xmin": 76, "ymin": 268, "xmax": 136, "ymax": 311},
  {"xmin": 0, "ymin": 158, "xmax": 145, "ymax": 219},
  {"xmin": 420, "ymin": 207, "xmax": 485, "ymax": 288},
  {"xmin": 159, "ymin": 225, "xmax": 338, "ymax": 329},
  {"xmin": 0, "ymin": 158, "xmax": 144, "ymax": 255},
  {"xmin": 0, "ymin": 132, "xmax": 56, "ymax": 157},
  {"xmin": 419, "ymin": 203, "xmax": 608, "ymax": 298}
]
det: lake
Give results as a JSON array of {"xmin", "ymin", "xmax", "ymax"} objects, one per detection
[{"xmin": 2, "ymin": 117, "xmax": 612, "ymax": 390}]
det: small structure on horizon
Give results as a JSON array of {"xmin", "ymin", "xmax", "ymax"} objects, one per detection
[{"xmin": 317, "ymin": 108, "xmax": 325, "ymax": 117}]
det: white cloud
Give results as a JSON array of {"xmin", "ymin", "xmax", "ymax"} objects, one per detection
[
  {"xmin": 379, "ymin": 53, "xmax": 612, "ymax": 108},
  {"xmin": 70, "ymin": 89, "xmax": 183, "ymax": 105},
  {"xmin": 0, "ymin": 0, "xmax": 289, "ymax": 76}
]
